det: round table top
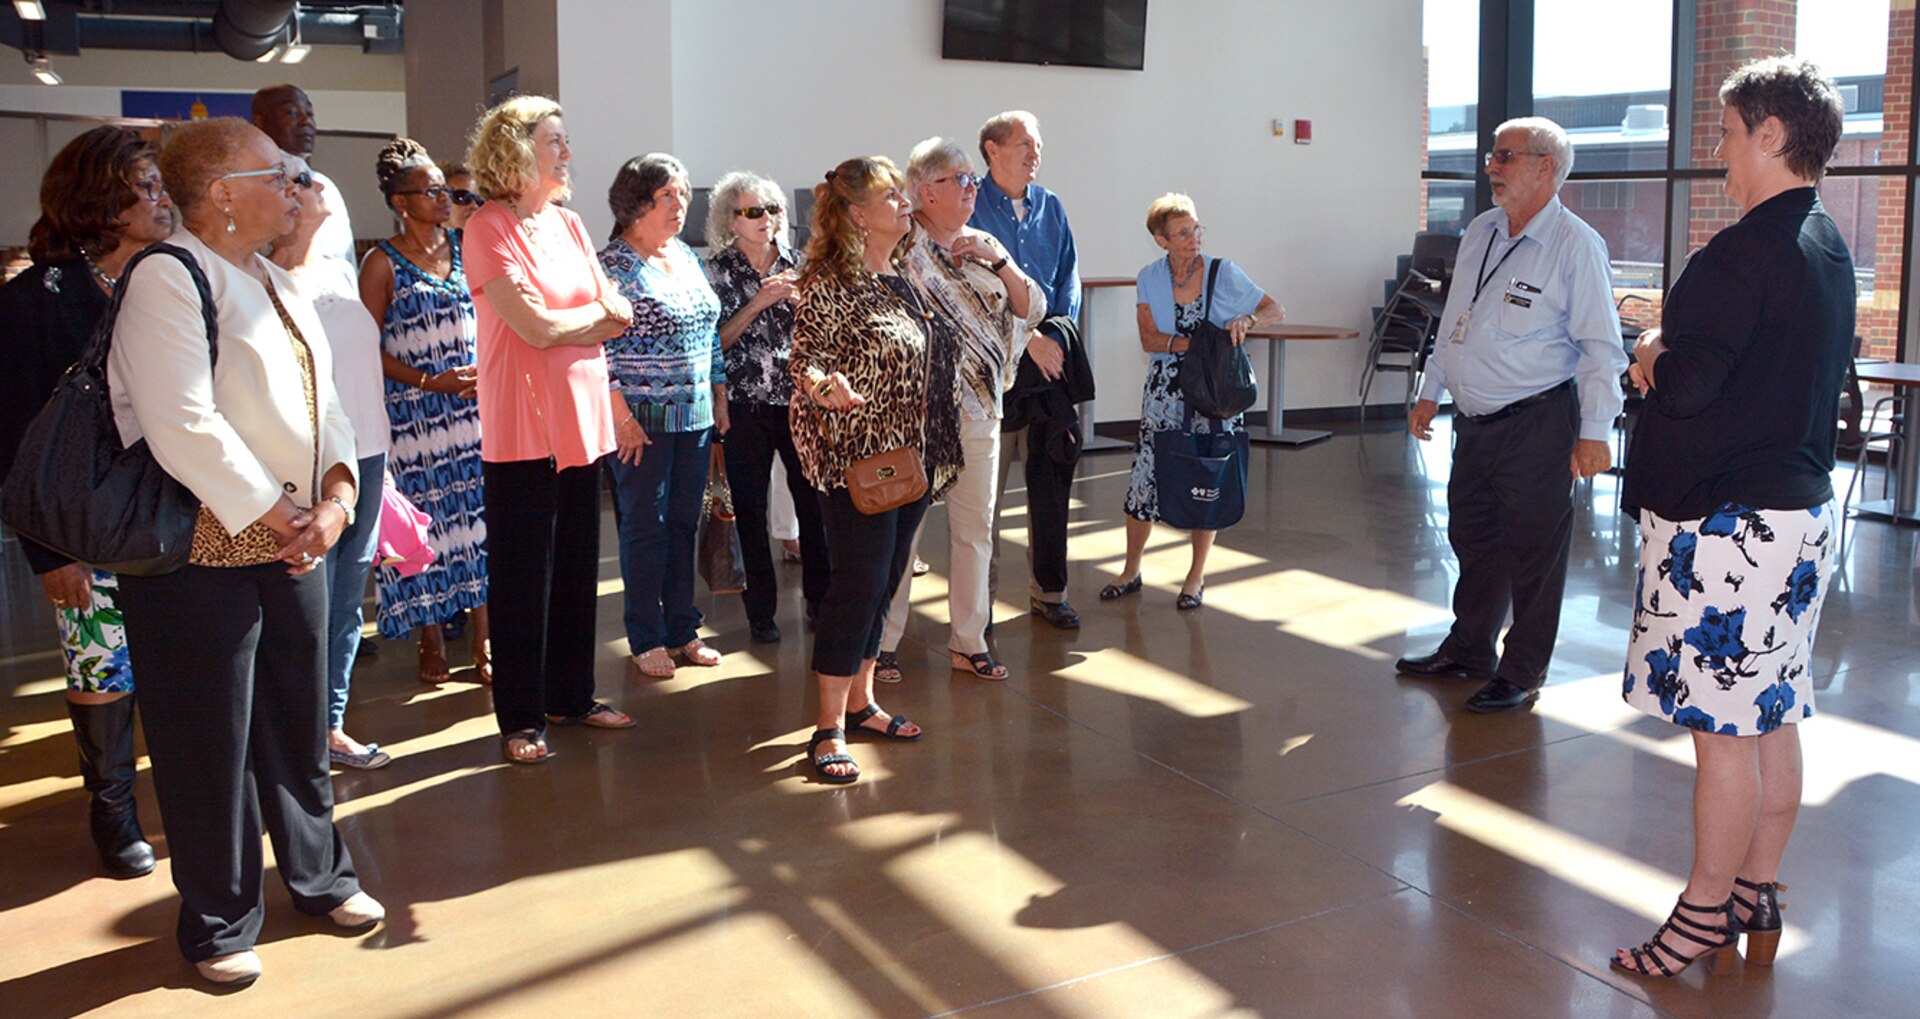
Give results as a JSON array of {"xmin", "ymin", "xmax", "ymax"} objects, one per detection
[
  {"xmin": 1247, "ymin": 325, "xmax": 1361, "ymax": 340},
  {"xmin": 1855, "ymin": 360, "xmax": 1920, "ymax": 387}
]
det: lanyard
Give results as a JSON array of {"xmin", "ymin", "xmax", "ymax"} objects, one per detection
[{"xmin": 1471, "ymin": 223, "xmax": 1525, "ymax": 305}]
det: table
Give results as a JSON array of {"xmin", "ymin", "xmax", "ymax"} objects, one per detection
[
  {"xmin": 1241, "ymin": 325, "xmax": 1362, "ymax": 446},
  {"xmin": 1851, "ymin": 360, "xmax": 1920, "ymax": 526},
  {"xmin": 1076, "ymin": 277, "xmax": 1138, "ymax": 452}
]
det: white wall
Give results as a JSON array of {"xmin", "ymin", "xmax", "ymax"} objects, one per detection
[{"xmin": 571, "ymin": 0, "xmax": 1423, "ymax": 415}]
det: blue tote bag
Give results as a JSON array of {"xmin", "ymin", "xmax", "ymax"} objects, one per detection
[{"xmin": 1152, "ymin": 409, "xmax": 1248, "ymax": 531}]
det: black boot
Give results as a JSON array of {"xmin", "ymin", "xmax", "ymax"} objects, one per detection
[{"xmin": 68, "ymin": 698, "xmax": 155, "ymax": 878}]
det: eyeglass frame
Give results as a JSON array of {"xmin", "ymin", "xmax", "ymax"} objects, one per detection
[
  {"xmin": 129, "ymin": 175, "xmax": 167, "ymax": 202},
  {"xmin": 1483, "ymin": 148, "xmax": 1551, "ymax": 167},
  {"xmin": 216, "ymin": 164, "xmax": 292, "ymax": 190},
  {"xmin": 1163, "ymin": 224, "xmax": 1206, "ymax": 242},
  {"xmin": 394, "ymin": 185, "xmax": 454, "ymax": 200},
  {"xmin": 932, "ymin": 171, "xmax": 983, "ymax": 191},
  {"xmin": 733, "ymin": 203, "xmax": 784, "ymax": 220}
]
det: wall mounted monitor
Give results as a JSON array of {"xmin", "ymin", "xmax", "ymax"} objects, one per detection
[{"xmin": 942, "ymin": 0, "xmax": 1148, "ymax": 72}]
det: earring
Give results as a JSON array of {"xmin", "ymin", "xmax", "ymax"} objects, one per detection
[{"xmin": 224, "ymin": 208, "xmax": 236, "ymax": 234}]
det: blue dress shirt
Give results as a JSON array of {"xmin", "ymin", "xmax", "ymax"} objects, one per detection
[
  {"xmin": 1418, "ymin": 197, "xmax": 1627, "ymax": 441},
  {"xmin": 970, "ymin": 176, "xmax": 1081, "ymax": 321}
]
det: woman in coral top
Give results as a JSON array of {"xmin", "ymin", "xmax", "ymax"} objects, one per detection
[{"xmin": 462, "ymin": 95, "xmax": 636, "ymax": 764}]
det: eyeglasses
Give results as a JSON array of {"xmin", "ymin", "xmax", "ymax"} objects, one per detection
[
  {"xmin": 396, "ymin": 185, "xmax": 453, "ymax": 200},
  {"xmin": 131, "ymin": 176, "xmax": 166, "ymax": 202},
  {"xmin": 1484, "ymin": 149, "xmax": 1550, "ymax": 167},
  {"xmin": 290, "ymin": 171, "xmax": 315, "ymax": 190},
  {"xmin": 1164, "ymin": 225, "xmax": 1205, "ymax": 242},
  {"xmin": 733, "ymin": 204, "xmax": 784, "ymax": 220},
  {"xmin": 217, "ymin": 164, "xmax": 291, "ymax": 190},
  {"xmin": 452, "ymin": 189, "xmax": 485, "ymax": 207},
  {"xmin": 934, "ymin": 172, "xmax": 982, "ymax": 190}
]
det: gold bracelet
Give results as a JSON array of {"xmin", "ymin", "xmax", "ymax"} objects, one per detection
[
  {"xmin": 418, "ymin": 369, "xmax": 431, "ymax": 389},
  {"xmin": 811, "ymin": 376, "xmax": 835, "ymax": 402}
]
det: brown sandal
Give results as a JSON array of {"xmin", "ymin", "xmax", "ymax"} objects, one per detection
[{"xmin": 633, "ymin": 647, "xmax": 675, "ymax": 678}]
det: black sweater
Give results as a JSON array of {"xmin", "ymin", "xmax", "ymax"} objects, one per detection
[{"xmin": 1622, "ymin": 188, "xmax": 1856, "ymax": 521}]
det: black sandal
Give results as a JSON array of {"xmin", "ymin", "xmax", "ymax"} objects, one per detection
[
  {"xmin": 845, "ymin": 703, "xmax": 923, "ymax": 742},
  {"xmin": 1176, "ymin": 587, "xmax": 1205, "ymax": 611},
  {"xmin": 544, "ymin": 702, "xmax": 635, "ymax": 728},
  {"xmin": 950, "ymin": 649, "xmax": 1008, "ymax": 680},
  {"xmin": 500, "ymin": 729, "xmax": 553, "ymax": 765},
  {"xmin": 1100, "ymin": 576, "xmax": 1143, "ymax": 601},
  {"xmin": 1609, "ymin": 896, "xmax": 1738, "ymax": 978},
  {"xmin": 1732, "ymin": 877, "xmax": 1785, "ymax": 965},
  {"xmin": 806, "ymin": 728, "xmax": 859, "ymax": 784},
  {"xmin": 874, "ymin": 650, "xmax": 903, "ymax": 684}
]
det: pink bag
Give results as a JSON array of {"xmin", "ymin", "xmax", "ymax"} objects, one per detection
[{"xmin": 378, "ymin": 477, "xmax": 436, "ymax": 577}]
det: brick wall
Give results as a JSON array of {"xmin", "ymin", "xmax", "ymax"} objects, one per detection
[{"xmin": 1687, "ymin": 0, "xmax": 1796, "ymax": 252}]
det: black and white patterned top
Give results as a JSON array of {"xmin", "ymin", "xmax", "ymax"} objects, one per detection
[{"xmin": 705, "ymin": 243, "xmax": 802, "ymax": 406}]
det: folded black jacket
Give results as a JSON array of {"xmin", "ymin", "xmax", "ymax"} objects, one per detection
[{"xmin": 1002, "ymin": 315, "xmax": 1095, "ymax": 467}]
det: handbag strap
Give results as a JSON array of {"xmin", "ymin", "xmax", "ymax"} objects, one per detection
[
  {"xmin": 79, "ymin": 242, "xmax": 220, "ymax": 376},
  {"xmin": 1200, "ymin": 256, "xmax": 1224, "ymax": 323}
]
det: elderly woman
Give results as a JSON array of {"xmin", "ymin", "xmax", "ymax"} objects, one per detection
[
  {"xmin": 361, "ymin": 138, "xmax": 489, "ymax": 688},
  {"xmin": 1610, "ymin": 57, "xmax": 1853, "ymax": 980},
  {"xmin": 268, "ymin": 156, "xmax": 392, "ymax": 770},
  {"xmin": 0, "ymin": 126, "xmax": 172, "ymax": 878},
  {"xmin": 1102, "ymin": 193, "xmax": 1282, "ymax": 610},
  {"xmin": 790, "ymin": 156, "xmax": 964, "ymax": 783},
  {"xmin": 108, "ymin": 117, "xmax": 382, "ymax": 986},
  {"xmin": 464, "ymin": 96, "xmax": 636, "ymax": 762},
  {"xmin": 875, "ymin": 137, "xmax": 1042, "ymax": 681},
  {"xmin": 600, "ymin": 154, "xmax": 727, "ymax": 677},
  {"xmin": 704, "ymin": 171, "xmax": 827, "ymax": 643}
]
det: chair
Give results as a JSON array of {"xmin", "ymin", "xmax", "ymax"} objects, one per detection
[
  {"xmin": 1838, "ymin": 337, "xmax": 1904, "ymax": 557},
  {"xmin": 1359, "ymin": 231, "xmax": 1459, "ymax": 416}
]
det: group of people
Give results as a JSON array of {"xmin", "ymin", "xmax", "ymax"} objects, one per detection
[{"xmin": 0, "ymin": 53, "xmax": 1860, "ymax": 990}]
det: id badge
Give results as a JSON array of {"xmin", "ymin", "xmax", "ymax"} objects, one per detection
[{"xmin": 1448, "ymin": 309, "xmax": 1470, "ymax": 345}]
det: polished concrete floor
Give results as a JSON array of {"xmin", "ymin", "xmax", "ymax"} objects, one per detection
[{"xmin": 1, "ymin": 417, "xmax": 1917, "ymax": 1018}]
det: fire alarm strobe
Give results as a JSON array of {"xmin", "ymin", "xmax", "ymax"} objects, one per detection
[{"xmin": 1294, "ymin": 119, "xmax": 1312, "ymax": 145}]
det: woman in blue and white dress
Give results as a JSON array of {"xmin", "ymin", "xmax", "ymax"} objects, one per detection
[
  {"xmin": 1611, "ymin": 56, "xmax": 1854, "ymax": 980},
  {"xmin": 1103, "ymin": 193, "xmax": 1282, "ymax": 611},
  {"xmin": 360, "ymin": 138, "xmax": 489, "ymax": 686}
]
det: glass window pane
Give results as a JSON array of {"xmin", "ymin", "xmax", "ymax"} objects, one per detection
[
  {"xmin": 1553, "ymin": 177, "xmax": 1667, "ymax": 324},
  {"xmin": 1798, "ymin": 0, "xmax": 1899, "ymax": 169},
  {"xmin": 1424, "ymin": 0, "xmax": 1479, "ymax": 175},
  {"xmin": 1534, "ymin": 0, "xmax": 1674, "ymax": 173}
]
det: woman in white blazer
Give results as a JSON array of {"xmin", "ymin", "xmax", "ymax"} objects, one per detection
[{"xmin": 107, "ymin": 117, "xmax": 383, "ymax": 988}]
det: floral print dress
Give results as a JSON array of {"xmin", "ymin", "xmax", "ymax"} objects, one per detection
[
  {"xmin": 1123, "ymin": 296, "xmax": 1242, "ymax": 523},
  {"xmin": 1622, "ymin": 502, "xmax": 1835, "ymax": 735}
]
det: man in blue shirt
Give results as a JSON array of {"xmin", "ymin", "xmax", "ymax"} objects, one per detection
[
  {"xmin": 973, "ymin": 110, "xmax": 1082, "ymax": 630},
  {"xmin": 1398, "ymin": 117, "xmax": 1626, "ymax": 714}
]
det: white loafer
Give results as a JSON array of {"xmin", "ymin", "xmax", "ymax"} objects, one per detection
[
  {"xmin": 328, "ymin": 891, "xmax": 385, "ymax": 930},
  {"xmin": 195, "ymin": 950, "xmax": 261, "ymax": 986}
]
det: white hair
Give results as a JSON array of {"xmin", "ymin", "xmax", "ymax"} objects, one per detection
[
  {"xmin": 704, "ymin": 170, "xmax": 788, "ymax": 251},
  {"xmin": 1495, "ymin": 116, "xmax": 1574, "ymax": 188},
  {"xmin": 906, "ymin": 136, "xmax": 972, "ymax": 209}
]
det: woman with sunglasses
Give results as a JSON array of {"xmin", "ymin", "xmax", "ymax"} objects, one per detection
[
  {"xmin": 270, "ymin": 154, "xmax": 393, "ymax": 771},
  {"xmin": 441, "ymin": 161, "xmax": 484, "ymax": 233},
  {"xmin": 600, "ymin": 153, "xmax": 728, "ymax": 677},
  {"xmin": 703, "ymin": 170, "xmax": 828, "ymax": 644},
  {"xmin": 108, "ymin": 117, "xmax": 381, "ymax": 986},
  {"xmin": 0, "ymin": 126, "xmax": 173, "ymax": 881},
  {"xmin": 360, "ymin": 137, "xmax": 490, "ymax": 688}
]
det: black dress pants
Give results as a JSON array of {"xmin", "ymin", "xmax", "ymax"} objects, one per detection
[
  {"xmin": 812, "ymin": 487, "xmax": 928, "ymax": 676},
  {"xmin": 484, "ymin": 456, "xmax": 603, "ymax": 735},
  {"xmin": 1439, "ymin": 383, "xmax": 1579, "ymax": 689},
  {"xmin": 995, "ymin": 421, "xmax": 1077, "ymax": 600},
  {"xmin": 722, "ymin": 399, "xmax": 829, "ymax": 624},
  {"xmin": 119, "ymin": 562, "xmax": 359, "ymax": 962}
]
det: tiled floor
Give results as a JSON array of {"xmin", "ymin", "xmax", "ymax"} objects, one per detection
[{"xmin": 1, "ymin": 418, "xmax": 1915, "ymax": 1017}]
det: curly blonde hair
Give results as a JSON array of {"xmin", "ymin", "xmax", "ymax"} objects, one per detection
[
  {"xmin": 464, "ymin": 95, "xmax": 564, "ymax": 204},
  {"xmin": 798, "ymin": 156, "xmax": 909, "ymax": 289}
]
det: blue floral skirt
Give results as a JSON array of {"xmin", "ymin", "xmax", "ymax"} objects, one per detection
[{"xmin": 1622, "ymin": 502, "xmax": 1835, "ymax": 736}]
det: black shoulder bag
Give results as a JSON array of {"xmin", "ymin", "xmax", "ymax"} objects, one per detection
[
  {"xmin": 1179, "ymin": 258, "xmax": 1259, "ymax": 420},
  {"xmin": 0, "ymin": 243, "xmax": 217, "ymax": 576}
]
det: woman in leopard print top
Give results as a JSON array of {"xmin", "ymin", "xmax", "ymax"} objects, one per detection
[{"xmin": 787, "ymin": 156, "xmax": 963, "ymax": 784}]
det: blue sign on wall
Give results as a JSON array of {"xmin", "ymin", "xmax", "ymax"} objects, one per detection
[{"xmin": 120, "ymin": 91, "xmax": 253, "ymax": 121}]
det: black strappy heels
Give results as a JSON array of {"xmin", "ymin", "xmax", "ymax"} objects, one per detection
[
  {"xmin": 1733, "ymin": 876, "xmax": 1786, "ymax": 966},
  {"xmin": 1610, "ymin": 896, "xmax": 1739, "ymax": 979}
]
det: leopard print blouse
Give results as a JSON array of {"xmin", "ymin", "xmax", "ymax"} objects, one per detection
[{"xmin": 789, "ymin": 270, "xmax": 963, "ymax": 498}]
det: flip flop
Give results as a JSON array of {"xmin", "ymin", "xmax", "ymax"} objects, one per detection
[{"xmin": 500, "ymin": 729, "xmax": 552, "ymax": 765}]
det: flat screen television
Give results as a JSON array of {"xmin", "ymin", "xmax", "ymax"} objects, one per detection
[{"xmin": 942, "ymin": 0, "xmax": 1148, "ymax": 72}]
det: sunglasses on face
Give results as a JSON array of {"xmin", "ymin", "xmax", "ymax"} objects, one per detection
[
  {"xmin": 396, "ymin": 185, "xmax": 453, "ymax": 200},
  {"xmin": 291, "ymin": 171, "xmax": 315, "ymax": 190},
  {"xmin": 452, "ymin": 189, "xmax": 485, "ymax": 207},
  {"xmin": 733, "ymin": 203, "xmax": 783, "ymax": 220}
]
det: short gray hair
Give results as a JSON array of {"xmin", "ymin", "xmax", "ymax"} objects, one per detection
[
  {"xmin": 977, "ymin": 110, "xmax": 1040, "ymax": 164},
  {"xmin": 906, "ymin": 137, "xmax": 972, "ymax": 209},
  {"xmin": 705, "ymin": 170, "xmax": 787, "ymax": 250},
  {"xmin": 1495, "ymin": 116, "xmax": 1574, "ymax": 188}
]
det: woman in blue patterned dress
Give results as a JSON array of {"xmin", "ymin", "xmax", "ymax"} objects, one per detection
[
  {"xmin": 1610, "ymin": 57, "xmax": 1853, "ymax": 980},
  {"xmin": 600, "ymin": 153, "xmax": 727, "ymax": 678},
  {"xmin": 359, "ymin": 138, "xmax": 490, "ymax": 685},
  {"xmin": 1103, "ymin": 193, "xmax": 1282, "ymax": 610}
]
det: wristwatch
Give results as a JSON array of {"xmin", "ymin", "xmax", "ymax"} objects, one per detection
[{"xmin": 325, "ymin": 494, "xmax": 355, "ymax": 527}]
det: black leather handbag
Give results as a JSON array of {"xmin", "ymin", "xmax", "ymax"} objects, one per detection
[
  {"xmin": 0, "ymin": 244, "xmax": 216, "ymax": 576},
  {"xmin": 1179, "ymin": 258, "xmax": 1259, "ymax": 420}
]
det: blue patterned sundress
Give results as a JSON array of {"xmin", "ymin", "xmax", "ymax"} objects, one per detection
[
  {"xmin": 1124, "ymin": 297, "xmax": 1243, "ymax": 522},
  {"xmin": 1622, "ymin": 502, "xmax": 1835, "ymax": 736},
  {"xmin": 374, "ymin": 233, "xmax": 488, "ymax": 637}
]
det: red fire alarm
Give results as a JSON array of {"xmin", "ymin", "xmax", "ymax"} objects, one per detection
[{"xmin": 1294, "ymin": 119, "xmax": 1312, "ymax": 145}]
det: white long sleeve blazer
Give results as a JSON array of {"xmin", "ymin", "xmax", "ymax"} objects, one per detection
[{"xmin": 109, "ymin": 230, "xmax": 358, "ymax": 537}]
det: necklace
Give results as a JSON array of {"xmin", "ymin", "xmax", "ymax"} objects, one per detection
[
  {"xmin": 1171, "ymin": 254, "xmax": 1201, "ymax": 288},
  {"xmin": 84, "ymin": 255, "xmax": 118, "ymax": 292}
]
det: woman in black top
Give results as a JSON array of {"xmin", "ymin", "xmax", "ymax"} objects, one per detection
[
  {"xmin": 1611, "ymin": 56, "xmax": 1854, "ymax": 980},
  {"xmin": 0, "ymin": 126, "xmax": 173, "ymax": 879}
]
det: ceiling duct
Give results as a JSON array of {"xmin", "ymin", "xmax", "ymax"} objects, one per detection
[{"xmin": 210, "ymin": 0, "xmax": 295, "ymax": 61}]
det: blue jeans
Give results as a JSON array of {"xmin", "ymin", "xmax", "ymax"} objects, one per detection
[
  {"xmin": 325, "ymin": 453, "xmax": 386, "ymax": 731},
  {"xmin": 609, "ymin": 428, "xmax": 711, "ymax": 652}
]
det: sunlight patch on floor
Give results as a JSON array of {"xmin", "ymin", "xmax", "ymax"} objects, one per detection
[
  {"xmin": 1205, "ymin": 569, "xmax": 1452, "ymax": 660},
  {"xmin": 1057, "ymin": 647, "xmax": 1253, "ymax": 718}
]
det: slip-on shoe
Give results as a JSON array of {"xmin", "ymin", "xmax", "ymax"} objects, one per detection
[{"xmin": 1395, "ymin": 650, "xmax": 1477, "ymax": 678}]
